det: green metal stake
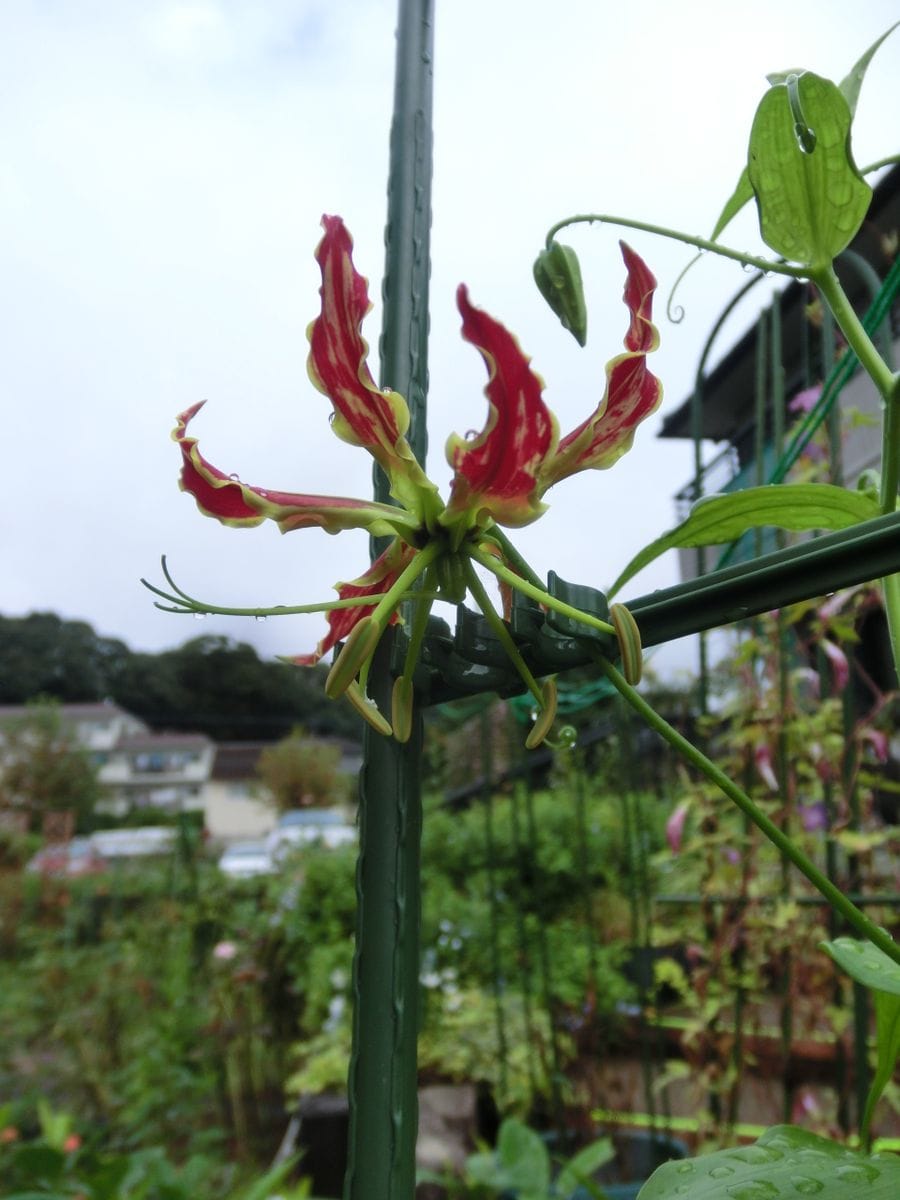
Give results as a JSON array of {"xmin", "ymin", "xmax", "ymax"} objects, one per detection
[{"xmin": 344, "ymin": 3, "xmax": 434, "ymax": 1198}]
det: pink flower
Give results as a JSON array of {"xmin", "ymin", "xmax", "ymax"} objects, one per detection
[
  {"xmin": 820, "ymin": 639, "xmax": 849, "ymax": 694},
  {"xmin": 789, "ymin": 385, "xmax": 822, "ymax": 414},
  {"xmin": 213, "ymin": 941, "xmax": 238, "ymax": 961},
  {"xmin": 755, "ymin": 743, "xmax": 779, "ymax": 792},
  {"xmin": 859, "ymin": 727, "xmax": 889, "ymax": 763},
  {"xmin": 666, "ymin": 801, "xmax": 690, "ymax": 854}
]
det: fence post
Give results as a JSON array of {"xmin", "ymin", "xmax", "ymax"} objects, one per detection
[{"xmin": 343, "ymin": 2, "xmax": 434, "ymax": 1198}]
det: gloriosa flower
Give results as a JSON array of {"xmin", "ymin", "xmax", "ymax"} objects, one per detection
[{"xmin": 173, "ymin": 216, "xmax": 662, "ymax": 741}]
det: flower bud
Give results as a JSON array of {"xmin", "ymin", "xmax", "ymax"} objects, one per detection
[{"xmin": 533, "ymin": 241, "xmax": 587, "ymax": 346}]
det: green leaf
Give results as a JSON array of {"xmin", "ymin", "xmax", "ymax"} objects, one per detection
[
  {"xmin": 497, "ymin": 1119, "xmax": 551, "ymax": 1197},
  {"xmin": 747, "ymin": 71, "xmax": 871, "ymax": 266},
  {"xmin": 709, "ymin": 166, "xmax": 753, "ymax": 242},
  {"xmin": 609, "ymin": 484, "xmax": 879, "ymax": 597},
  {"xmin": 822, "ymin": 936, "xmax": 900, "ymax": 1142},
  {"xmin": 6, "ymin": 1145, "xmax": 66, "ymax": 1184},
  {"xmin": 228, "ymin": 1159, "xmax": 301, "ymax": 1200},
  {"xmin": 839, "ymin": 22, "xmax": 900, "ymax": 117},
  {"xmin": 866, "ymin": 990, "xmax": 900, "ymax": 1142},
  {"xmin": 821, "ymin": 936, "xmax": 900, "ymax": 996},
  {"xmin": 555, "ymin": 1137, "xmax": 614, "ymax": 1198},
  {"xmin": 636, "ymin": 1125, "xmax": 900, "ymax": 1199}
]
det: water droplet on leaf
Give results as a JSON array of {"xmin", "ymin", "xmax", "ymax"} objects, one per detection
[{"xmin": 790, "ymin": 1176, "xmax": 824, "ymax": 1195}]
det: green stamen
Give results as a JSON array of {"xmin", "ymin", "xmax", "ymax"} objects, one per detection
[
  {"xmin": 471, "ymin": 543, "xmax": 616, "ymax": 637},
  {"xmin": 462, "ymin": 557, "xmax": 545, "ymax": 708}
]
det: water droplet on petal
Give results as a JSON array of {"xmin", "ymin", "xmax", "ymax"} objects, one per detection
[
  {"xmin": 228, "ymin": 473, "xmax": 241, "ymax": 482},
  {"xmin": 709, "ymin": 1165, "xmax": 735, "ymax": 1178},
  {"xmin": 257, "ymin": 489, "xmax": 268, "ymax": 498}
]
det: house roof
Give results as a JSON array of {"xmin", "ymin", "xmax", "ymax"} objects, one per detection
[
  {"xmin": 211, "ymin": 742, "xmax": 270, "ymax": 780},
  {"xmin": 117, "ymin": 732, "xmax": 212, "ymax": 752},
  {"xmin": 211, "ymin": 737, "xmax": 363, "ymax": 781},
  {"xmin": 660, "ymin": 163, "xmax": 900, "ymax": 445},
  {"xmin": 0, "ymin": 699, "xmax": 133, "ymax": 722}
]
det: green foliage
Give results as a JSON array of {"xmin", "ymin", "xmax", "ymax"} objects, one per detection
[
  {"xmin": 423, "ymin": 1117, "xmax": 614, "ymax": 1199},
  {"xmin": 747, "ymin": 71, "xmax": 871, "ymax": 267},
  {"xmin": 0, "ymin": 614, "xmax": 360, "ymax": 741},
  {"xmin": 0, "ymin": 855, "xmax": 357, "ymax": 1182},
  {"xmin": 0, "ymin": 1107, "xmax": 312, "ymax": 1199},
  {"xmin": 609, "ymin": 484, "xmax": 880, "ymax": 598},
  {"xmin": 707, "ymin": 24, "xmax": 896, "ymax": 245},
  {"xmin": 637, "ymin": 1125, "xmax": 900, "ymax": 1199},
  {"xmin": 822, "ymin": 938, "xmax": 900, "ymax": 1147},
  {"xmin": 0, "ymin": 701, "xmax": 101, "ymax": 833},
  {"xmin": 256, "ymin": 728, "xmax": 348, "ymax": 811}
]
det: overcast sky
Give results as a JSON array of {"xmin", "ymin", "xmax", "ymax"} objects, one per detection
[{"xmin": 2, "ymin": 1, "xmax": 898, "ymax": 682}]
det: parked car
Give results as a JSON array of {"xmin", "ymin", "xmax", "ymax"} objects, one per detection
[
  {"xmin": 26, "ymin": 836, "xmax": 106, "ymax": 878},
  {"xmin": 90, "ymin": 826, "xmax": 177, "ymax": 861},
  {"xmin": 218, "ymin": 840, "xmax": 276, "ymax": 880},
  {"xmin": 266, "ymin": 809, "xmax": 356, "ymax": 861}
]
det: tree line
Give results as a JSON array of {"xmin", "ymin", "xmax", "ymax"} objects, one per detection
[{"xmin": 0, "ymin": 612, "xmax": 361, "ymax": 742}]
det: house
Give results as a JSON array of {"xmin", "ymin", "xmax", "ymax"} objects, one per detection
[
  {"xmin": 204, "ymin": 742, "xmax": 277, "ymax": 841},
  {"xmin": 0, "ymin": 701, "xmax": 363, "ymax": 842},
  {"xmin": 0, "ymin": 700, "xmax": 214, "ymax": 820},
  {"xmin": 99, "ymin": 729, "xmax": 215, "ymax": 816}
]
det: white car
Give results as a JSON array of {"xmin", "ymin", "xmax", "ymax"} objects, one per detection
[
  {"xmin": 218, "ymin": 840, "xmax": 276, "ymax": 879},
  {"xmin": 266, "ymin": 809, "xmax": 356, "ymax": 861}
]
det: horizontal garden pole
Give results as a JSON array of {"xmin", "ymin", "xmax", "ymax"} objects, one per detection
[{"xmin": 626, "ymin": 510, "xmax": 900, "ymax": 647}]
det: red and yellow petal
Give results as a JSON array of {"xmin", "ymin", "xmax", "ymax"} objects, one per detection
[
  {"xmin": 288, "ymin": 540, "xmax": 417, "ymax": 666},
  {"xmin": 174, "ymin": 403, "xmax": 418, "ymax": 538},
  {"xmin": 307, "ymin": 216, "xmax": 437, "ymax": 518},
  {"xmin": 443, "ymin": 286, "xmax": 558, "ymax": 533},
  {"xmin": 539, "ymin": 242, "xmax": 662, "ymax": 488}
]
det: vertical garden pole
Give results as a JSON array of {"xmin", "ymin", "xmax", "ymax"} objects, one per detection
[{"xmin": 343, "ymin": 3, "xmax": 434, "ymax": 1199}]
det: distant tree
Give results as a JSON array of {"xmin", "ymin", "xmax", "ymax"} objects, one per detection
[
  {"xmin": 0, "ymin": 613, "xmax": 129, "ymax": 703},
  {"xmin": 256, "ymin": 728, "xmax": 348, "ymax": 811},
  {"xmin": 0, "ymin": 702, "xmax": 101, "ymax": 833},
  {"xmin": 0, "ymin": 613, "xmax": 363, "ymax": 741}
]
